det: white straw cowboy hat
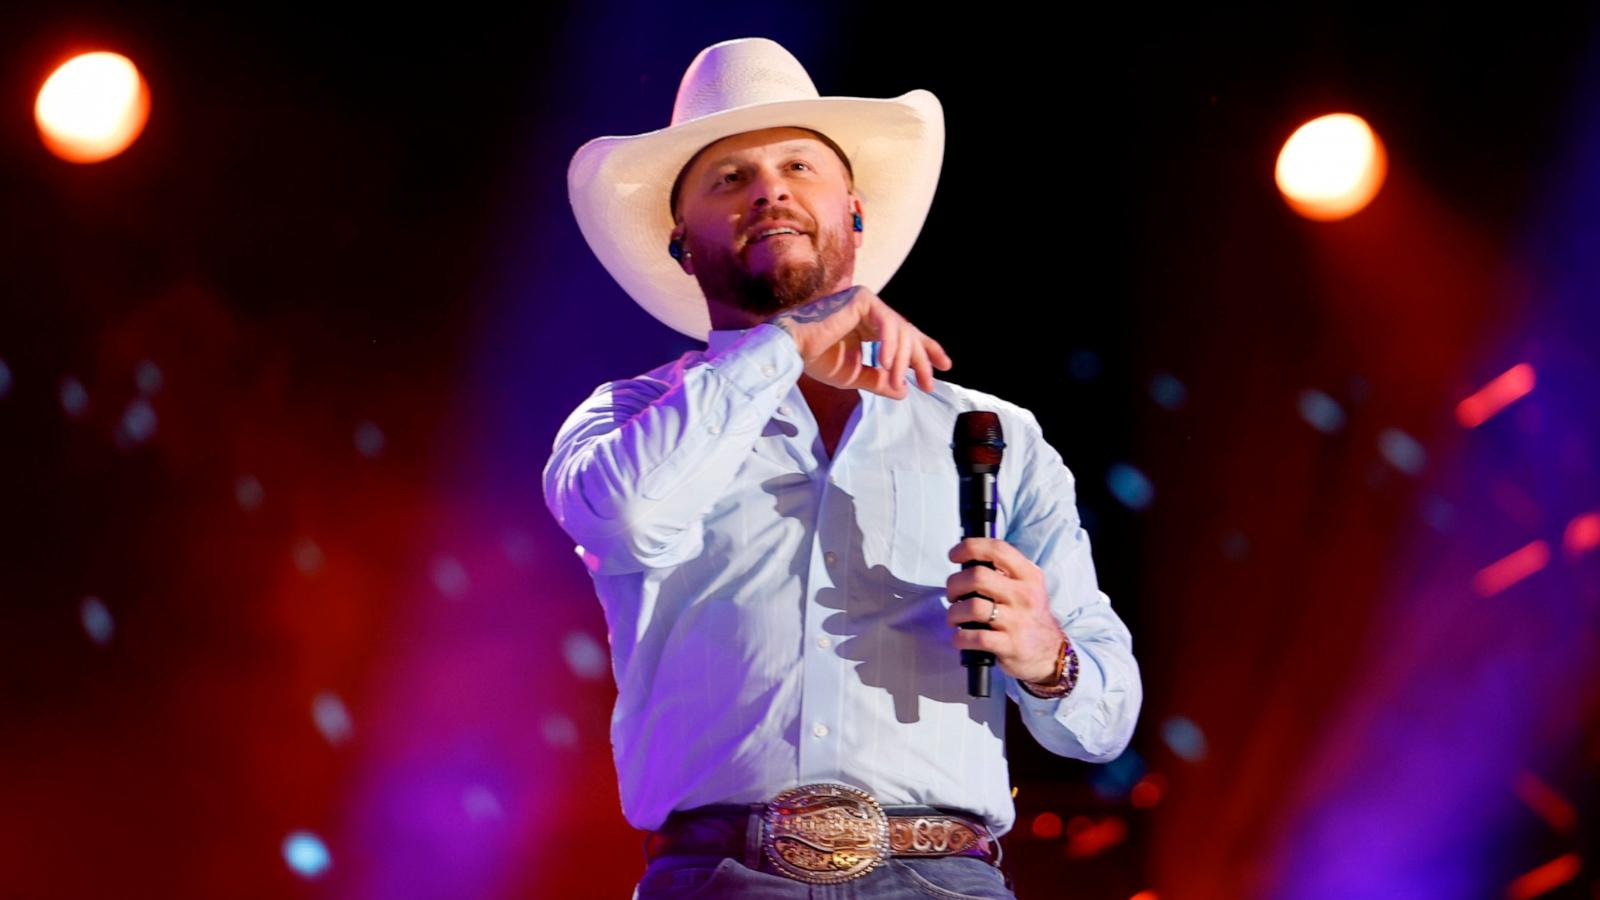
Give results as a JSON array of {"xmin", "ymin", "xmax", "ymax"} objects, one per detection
[{"xmin": 567, "ymin": 37, "xmax": 945, "ymax": 341}]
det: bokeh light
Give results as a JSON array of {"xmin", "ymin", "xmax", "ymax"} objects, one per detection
[
  {"xmin": 35, "ymin": 51, "xmax": 151, "ymax": 163},
  {"xmin": 1275, "ymin": 113, "xmax": 1387, "ymax": 221}
]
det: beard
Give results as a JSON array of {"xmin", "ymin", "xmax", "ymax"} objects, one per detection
[{"xmin": 688, "ymin": 222, "xmax": 853, "ymax": 318}]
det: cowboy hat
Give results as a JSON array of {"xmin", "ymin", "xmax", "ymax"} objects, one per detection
[{"xmin": 567, "ymin": 37, "xmax": 945, "ymax": 341}]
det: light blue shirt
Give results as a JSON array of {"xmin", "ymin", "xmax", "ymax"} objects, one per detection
[{"xmin": 542, "ymin": 322, "xmax": 1141, "ymax": 835}]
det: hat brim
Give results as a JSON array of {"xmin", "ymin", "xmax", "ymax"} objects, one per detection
[{"xmin": 568, "ymin": 90, "xmax": 944, "ymax": 341}]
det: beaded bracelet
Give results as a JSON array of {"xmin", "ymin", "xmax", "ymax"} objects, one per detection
[{"xmin": 1020, "ymin": 633, "xmax": 1079, "ymax": 700}]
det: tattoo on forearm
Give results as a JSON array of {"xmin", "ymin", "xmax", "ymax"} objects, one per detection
[{"xmin": 769, "ymin": 286, "xmax": 859, "ymax": 333}]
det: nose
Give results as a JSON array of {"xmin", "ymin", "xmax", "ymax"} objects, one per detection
[{"xmin": 747, "ymin": 164, "xmax": 791, "ymax": 208}]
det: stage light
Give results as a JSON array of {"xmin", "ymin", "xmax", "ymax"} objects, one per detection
[
  {"xmin": 1564, "ymin": 512, "xmax": 1600, "ymax": 557},
  {"xmin": 281, "ymin": 830, "xmax": 332, "ymax": 879},
  {"xmin": 430, "ymin": 555, "xmax": 469, "ymax": 599},
  {"xmin": 79, "ymin": 596, "xmax": 114, "ymax": 646},
  {"xmin": 1456, "ymin": 363, "xmax": 1536, "ymax": 428},
  {"xmin": 1106, "ymin": 463, "xmax": 1154, "ymax": 511},
  {"xmin": 1275, "ymin": 113, "xmax": 1387, "ymax": 221},
  {"xmin": 312, "ymin": 691, "xmax": 354, "ymax": 746},
  {"xmin": 1030, "ymin": 811, "xmax": 1063, "ymax": 840},
  {"xmin": 1472, "ymin": 540, "xmax": 1549, "ymax": 597},
  {"xmin": 35, "ymin": 51, "xmax": 151, "ymax": 164},
  {"xmin": 1297, "ymin": 388, "xmax": 1346, "ymax": 434},
  {"xmin": 562, "ymin": 631, "xmax": 607, "ymax": 680},
  {"xmin": 235, "ymin": 474, "xmax": 264, "ymax": 512}
]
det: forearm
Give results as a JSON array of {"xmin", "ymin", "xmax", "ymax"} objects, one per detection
[{"xmin": 542, "ymin": 323, "xmax": 803, "ymax": 573}]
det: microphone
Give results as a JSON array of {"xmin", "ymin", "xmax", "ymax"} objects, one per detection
[{"xmin": 951, "ymin": 411, "xmax": 1005, "ymax": 698}]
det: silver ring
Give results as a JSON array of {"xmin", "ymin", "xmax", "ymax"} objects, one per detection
[{"xmin": 986, "ymin": 600, "xmax": 1000, "ymax": 625}]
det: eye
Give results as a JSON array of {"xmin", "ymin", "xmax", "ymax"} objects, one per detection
[
  {"xmin": 789, "ymin": 161, "xmax": 811, "ymax": 172},
  {"xmin": 714, "ymin": 170, "xmax": 742, "ymax": 186}
]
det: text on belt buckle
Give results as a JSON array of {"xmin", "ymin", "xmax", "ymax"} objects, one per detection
[{"xmin": 762, "ymin": 783, "xmax": 890, "ymax": 884}]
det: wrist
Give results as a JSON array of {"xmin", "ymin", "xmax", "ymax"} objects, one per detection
[{"xmin": 1020, "ymin": 632, "xmax": 1079, "ymax": 700}]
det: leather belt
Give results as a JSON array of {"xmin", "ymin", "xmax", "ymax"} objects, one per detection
[{"xmin": 645, "ymin": 782, "xmax": 1002, "ymax": 885}]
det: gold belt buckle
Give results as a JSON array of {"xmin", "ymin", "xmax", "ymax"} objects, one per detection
[{"xmin": 762, "ymin": 783, "xmax": 890, "ymax": 884}]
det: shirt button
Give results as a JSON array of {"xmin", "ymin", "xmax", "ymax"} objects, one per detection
[
  {"xmin": 816, "ymin": 636, "xmax": 832, "ymax": 649},
  {"xmin": 812, "ymin": 723, "xmax": 829, "ymax": 738},
  {"xmin": 761, "ymin": 365, "xmax": 776, "ymax": 377},
  {"xmin": 707, "ymin": 424, "xmax": 721, "ymax": 434},
  {"xmin": 824, "ymin": 551, "xmax": 837, "ymax": 566}
]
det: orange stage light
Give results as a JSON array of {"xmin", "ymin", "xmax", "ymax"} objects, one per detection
[
  {"xmin": 1275, "ymin": 113, "xmax": 1387, "ymax": 221},
  {"xmin": 36, "ymin": 51, "xmax": 150, "ymax": 163},
  {"xmin": 1456, "ymin": 363, "xmax": 1536, "ymax": 428}
]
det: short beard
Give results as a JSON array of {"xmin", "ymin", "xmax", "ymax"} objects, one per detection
[{"xmin": 691, "ymin": 229, "xmax": 850, "ymax": 319}]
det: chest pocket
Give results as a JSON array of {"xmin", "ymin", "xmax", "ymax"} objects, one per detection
[{"xmin": 889, "ymin": 469, "xmax": 964, "ymax": 589}]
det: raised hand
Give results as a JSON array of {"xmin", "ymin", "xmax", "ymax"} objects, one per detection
[{"xmin": 767, "ymin": 286, "xmax": 952, "ymax": 399}]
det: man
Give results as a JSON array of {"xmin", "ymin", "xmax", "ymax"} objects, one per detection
[{"xmin": 546, "ymin": 38, "xmax": 1141, "ymax": 897}]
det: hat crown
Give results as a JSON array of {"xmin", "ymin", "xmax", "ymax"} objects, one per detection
[{"xmin": 671, "ymin": 38, "xmax": 821, "ymax": 125}]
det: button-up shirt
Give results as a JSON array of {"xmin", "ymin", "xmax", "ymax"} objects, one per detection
[{"xmin": 541, "ymin": 323, "xmax": 1141, "ymax": 836}]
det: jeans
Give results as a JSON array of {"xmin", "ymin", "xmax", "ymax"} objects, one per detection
[{"xmin": 633, "ymin": 853, "xmax": 1018, "ymax": 898}]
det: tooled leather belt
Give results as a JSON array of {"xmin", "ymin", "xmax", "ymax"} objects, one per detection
[{"xmin": 645, "ymin": 782, "xmax": 1002, "ymax": 885}]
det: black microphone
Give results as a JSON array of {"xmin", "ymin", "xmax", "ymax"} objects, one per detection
[{"xmin": 951, "ymin": 411, "xmax": 1005, "ymax": 698}]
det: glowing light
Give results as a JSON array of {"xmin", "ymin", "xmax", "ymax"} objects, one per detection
[
  {"xmin": 35, "ymin": 52, "xmax": 151, "ymax": 164},
  {"xmin": 462, "ymin": 785, "xmax": 504, "ymax": 823},
  {"xmin": 79, "ymin": 596, "xmax": 114, "ymax": 646},
  {"xmin": 1472, "ymin": 541, "xmax": 1549, "ymax": 597},
  {"xmin": 1161, "ymin": 716, "xmax": 1207, "ymax": 762},
  {"xmin": 430, "ymin": 555, "xmax": 469, "ymax": 599},
  {"xmin": 1421, "ymin": 495, "xmax": 1456, "ymax": 533},
  {"xmin": 1275, "ymin": 113, "xmax": 1387, "ymax": 221},
  {"xmin": 1106, "ymin": 463, "xmax": 1154, "ymax": 511},
  {"xmin": 1456, "ymin": 363, "xmax": 1535, "ymax": 428},
  {"xmin": 311, "ymin": 691, "xmax": 353, "ymax": 746},
  {"xmin": 0, "ymin": 358, "xmax": 11, "ymax": 400},
  {"xmin": 59, "ymin": 376, "xmax": 89, "ymax": 419},
  {"xmin": 353, "ymin": 420, "xmax": 385, "ymax": 458},
  {"xmin": 1147, "ymin": 372, "xmax": 1187, "ymax": 410},
  {"xmin": 1129, "ymin": 773, "xmax": 1167, "ymax": 809},
  {"xmin": 1512, "ymin": 771, "xmax": 1576, "ymax": 835},
  {"xmin": 235, "ymin": 475, "xmax": 264, "ymax": 512},
  {"xmin": 1065, "ymin": 816, "xmax": 1127, "ymax": 859},
  {"xmin": 562, "ymin": 632, "xmax": 608, "ymax": 680},
  {"xmin": 281, "ymin": 830, "xmax": 332, "ymax": 879},
  {"xmin": 1030, "ymin": 812, "xmax": 1063, "ymax": 840},
  {"xmin": 1506, "ymin": 852, "xmax": 1581, "ymax": 900},
  {"xmin": 114, "ymin": 398, "xmax": 157, "ymax": 448},
  {"xmin": 1561, "ymin": 512, "xmax": 1599, "ymax": 558},
  {"xmin": 541, "ymin": 714, "xmax": 578, "ymax": 748},
  {"xmin": 1130, "ymin": 893, "xmax": 1160, "ymax": 900},
  {"xmin": 1377, "ymin": 428, "xmax": 1426, "ymax": 475},
  {"xmin": 293, "ymin": 538, "xmax": 325, "ymax": 575},
  {"xmin": 134, "ymin": 359, "xmax": 163, "ymax": 395},
  {"xmin": 1298, "ymin": 388, "xmax": 1346, "ymax": 434}
]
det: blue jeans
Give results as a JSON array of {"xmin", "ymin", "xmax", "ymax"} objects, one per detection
[{"xmin": 633, "ymin": 853, "xmax": 1017, "ymax": 899}]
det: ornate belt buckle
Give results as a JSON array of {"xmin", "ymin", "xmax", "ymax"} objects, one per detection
[{"xmin": 762, "ymin": 783, "xmax": 890, "ymax": 884}]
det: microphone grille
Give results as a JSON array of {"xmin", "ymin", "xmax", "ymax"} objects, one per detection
[{"xmin": 952, "ymin": 410, "xmax": 1005, "ymax": 466}]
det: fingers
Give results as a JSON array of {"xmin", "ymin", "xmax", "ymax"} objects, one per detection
[
  {"xmin": 949, "ymin": 537, "xmax": 1037, "ymax": 581},
  {"xmin": 910, "ymin": 337, "xmax": 934, "ymax": 394},
  {"xmin": 946, "ymin": 593, "xmax": 1001, "ymax": 629}
]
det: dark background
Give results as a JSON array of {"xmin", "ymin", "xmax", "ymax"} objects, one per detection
[{"xmin": 2, "ymin": 4, "xmax": 1597, "ymax": 898}]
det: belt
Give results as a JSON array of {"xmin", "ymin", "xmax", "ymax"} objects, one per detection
[{"xmin": 645, "ymin": 782, "xmax": 1002, "ymax": 885}]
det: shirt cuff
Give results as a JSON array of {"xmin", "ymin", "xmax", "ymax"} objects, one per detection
[{"xmin": 706, "ymin": 323, "xmax": 804, "ymax": 401}]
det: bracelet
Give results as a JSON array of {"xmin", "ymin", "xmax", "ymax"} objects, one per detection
[{"xmin": 1020, "ymin": 632, "xmax": 1079, "ymax": 700}]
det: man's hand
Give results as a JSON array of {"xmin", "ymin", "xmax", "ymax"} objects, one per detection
[
  {"xmin": 945, "ymin": 537, "xmax": 1066, "ymax": 685},
  {"xmin": 767, "ymin": 286, "xmax": 952, "ymax": 399}
]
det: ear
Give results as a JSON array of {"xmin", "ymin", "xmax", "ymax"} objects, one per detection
[{"xmin": 670, "ymin": 225, "xmax": 694, "ymax": 275}]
